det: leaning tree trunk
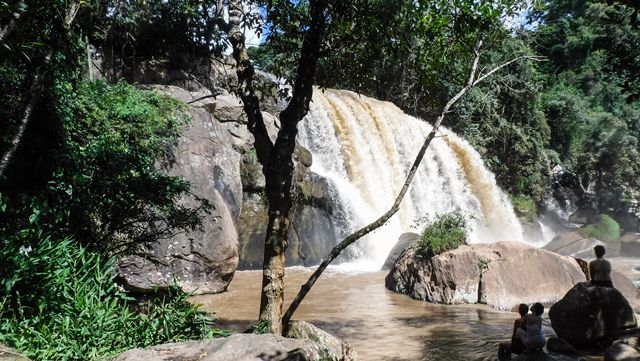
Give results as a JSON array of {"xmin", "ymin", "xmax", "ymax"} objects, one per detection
[{"xmin": 218, "ymin": 0, "xmax": 327, "ymax": 335}]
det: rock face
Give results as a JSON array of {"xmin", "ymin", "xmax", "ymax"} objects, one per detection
[
  {"xmin": 237, "ymin": 169, "xmax": 346, "ymax": 269},
  {"xmin": 381, "ymin": 233, "xmax": 420, "ymax": 271},
  {"xmin": 385, "ymin": 241, "xmax": 586, "ymax": 310},
  {"xmin": 112, "ymin": 327, "xmax": 358, "ymax": 361},
  {"xmin": 116, "ymin": 86, "xmax": 241, "ymax": 294},
  {"xmin": 549, "ymin": 282, "xmax": 637, "ymax": 350},
  {"xmin": 543, "ymin": 231, "xmax": 604, "ymax": 258}
]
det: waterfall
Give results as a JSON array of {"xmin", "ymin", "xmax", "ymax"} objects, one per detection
[{"xmin": 297, "ymin": 89, "xmax": 524, "ymax": 270}]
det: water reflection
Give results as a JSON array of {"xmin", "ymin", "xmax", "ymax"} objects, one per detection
[{"xmin": 192, "ymin": 269, "xmax": 591, "ymax": 361}]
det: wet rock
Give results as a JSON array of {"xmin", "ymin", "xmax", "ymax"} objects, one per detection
[
  {"xmin": 0, "ymin": 345, "xmax": 30, "ymax": 361},
  {"xmin": 512, "ymin": 350, "xmax": 551, "ymax": 361},
  {"xmin": 116, "ymin": 90, "xmax": 241, "ymax": 295},
  {"xmin": 620, "ymin": 233, "xmax": 640, "ymax": 257},
  {"xmin": 549, "ymin": 282, "xmax": 637, "ymax": 350},
  {"xmin": 111, "ymin": 333, "xmax": 351, "ymax": 361},
  {"xmin": 381, "ymin": 233, "xmax": 421, "ymax": 271},
  {"xmin": 604, "ymin": 341, "xmax": 640, "ymax": 361},
  {"xmin": 543, "ymin": 231, "xmax": 604, "ymax": 258},
  {"xmin": 285, "ymin": 321, "xmax": 358, "ymax": 361},
  {"xmin": 546, "ymin": 336, "xmax": 576, "ymax": 354},
  {"xmin": 385, "ymin": 241, "xmax": 586, "ymax": 310}
]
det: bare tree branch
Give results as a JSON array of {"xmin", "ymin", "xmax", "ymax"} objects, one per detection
[{"xmin": 282, "ymin": 40, "xmax": 547, "ymax": 328}]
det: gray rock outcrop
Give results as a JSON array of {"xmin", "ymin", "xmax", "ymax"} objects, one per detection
[
  {"xmin": 0, "ymin": 345, "xmax": 30, "ymax": 361},
  {"xmin": 543, "ymin": 231, "xmax": 604, "ymax": 258},
  {"xmin": 549, "ymin": 282, "xmax": 637, "ymax": 350},
  {"xmin": 116, "ymin": 86, "xmax": 241, "ymax": 294},
  {"xmin": 385, "ymin": 241, "xmax": 586, "ymax": 310},
  {"xmin": 381, "ymin": 232, "xmax": 420, "ymax": 271},
  {"xmin": 112, "ymin": 326, "xmax": 358, "ymax": 361}
]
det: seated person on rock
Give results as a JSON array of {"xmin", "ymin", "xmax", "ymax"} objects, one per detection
[
  {"xmin": 498, "ymin": 303, "xmax": 529, "ymax": 360},
  {"xmin": 589, "ymin": 245, "xmax": 613, "ymax": 287},
  {"xmin": 516, "ymin": 302, "xmax": 546, "ymax": 352}
]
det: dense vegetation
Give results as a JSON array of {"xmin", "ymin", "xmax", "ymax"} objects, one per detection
[
  {"xmin": 0, "ymin": 1, "xmax": 224, "ymax": 358},
  {"xmin": 252, "ymin": 0, "xmax": 640, "ymax": 231}
]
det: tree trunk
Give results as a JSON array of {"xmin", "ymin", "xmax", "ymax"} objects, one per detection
[
  {"xmin": 219, "ymin": 0, "xmax": 327, "ymax": 335},
  {"xmin": 0, "ymin": 1, "xmax": 25, "ymax": 43}
]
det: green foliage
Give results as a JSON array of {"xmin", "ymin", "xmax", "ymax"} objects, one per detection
[
  {"xmin": 253, "ymin": 0, "xmax": 525, "ymax": 114},
  {"xmin": 415, "ymin": 212, "xmax": 468, "ymax": 259},
  {"xmin": 578, "ymin": 214, "xmax": 621, "ymax": 243},
  {"xmin": 510, "ymin": 194, "xmax": 538, "ymax": 224},
  {"xmin": 0, "ymin": 231, "xmax": 226, "ymax": 361},
  {"xmin": 2, "ymin": 81, "xmax": 208, "ymax": 252}
]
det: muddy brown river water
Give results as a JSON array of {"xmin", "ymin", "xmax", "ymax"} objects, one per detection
[{"xmin": 192, "ymin": 268, "xmax": 607, "ymax": 361}]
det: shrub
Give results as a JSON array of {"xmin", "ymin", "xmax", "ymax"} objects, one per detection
[
  {"xmin": 415, "ymin": 212, "xmax": 468, "ymax": 259},
  {"xmin": 0, "ymin": 233, "xmax": 227, "ymax": 361},
  {"xmin": 510, "ymin": 194, "xmax": 537, "ymax": 224},
  {"xmin": 578, "ymin": 214, "xmax": 621, "ymax": 244}
]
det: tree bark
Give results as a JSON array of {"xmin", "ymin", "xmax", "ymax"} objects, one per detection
[
  {"xmin": 0, "ymin": 1, "xmax": 80, "ymax": 180},
  {"xmin": 0, "ymin": 0, "xmax": 25, "ymax": 43},
  {"xmin": 219, "ymin": 0, "xmax": 327, "ymax": 335},
  {"xmin": 282, "ymin": 42, "xmax": 546, "ymax": 328}
]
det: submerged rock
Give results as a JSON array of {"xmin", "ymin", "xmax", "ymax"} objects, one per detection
[
  {"xmin": 549, "ymin": 282, "xmax": 637, "ymax": 350},
  {"xmin": 385, "ymin": 241, "xmax": 586, "ymax": 310}
]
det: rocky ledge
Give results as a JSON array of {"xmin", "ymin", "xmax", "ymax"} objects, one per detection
[{"xmin": 112, "ymin": 321, "xmax": 357, "ymax": 361}]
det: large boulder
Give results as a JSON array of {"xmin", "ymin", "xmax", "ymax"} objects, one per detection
[
  {"xmin": 543, "ymin": 231, "xmax": 604, "ymax": 258},
  {"xmin": 285, "ymin": 321, "xmax": 358, "ymax": 361},
  {"xmin": 112, "ymin": 327, "xmax": 358, "ymax": 361},
  {"xmin": 385, "ymin": 241, "xmax": 586, "ymax": 310},
  {"xmin": 381, "ymin": 233, "xmax": 420, "ymax": 271},
  {"xmin": 116, "ymin": 85, "xmax": 241, "ymax": 294},
  {"xmin": 549, "ymin": 282, "xmax": 637, "ymax": 350}
]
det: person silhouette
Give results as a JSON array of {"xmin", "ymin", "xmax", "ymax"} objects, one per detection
[
  {"xmin": 516, "ymin": 302, "xmax": 546, "ymax": 351},
  {"xmin": 589, "ymin": 245, "xmax": 613, "ymax": 287},
  {"xmin": 498, "ymin": 303, "xmax": 529, "ymax": 360}
]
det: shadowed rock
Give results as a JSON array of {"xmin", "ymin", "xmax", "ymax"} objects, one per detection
[{"xmin": 549, "ymin": 282, "xmax": 637, "ymax": 350}]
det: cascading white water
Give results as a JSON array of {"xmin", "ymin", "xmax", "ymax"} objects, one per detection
[{"xmin": 297, "ymin": 89, "xmax": 524, "ymax": 270}]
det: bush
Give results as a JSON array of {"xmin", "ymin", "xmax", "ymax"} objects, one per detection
[
  {"xmin": 578, "ymin": 214, "xmax": 621, "ymax": 244},
  {"xmin": 0, "ymin": 233, "xmax": 227, "ymax": 361},
  {"xmin": 415, "ymin": 212, "xmax": 468, "ymax": 259},
  {"xmin": 510, "ymin": 194, "xmax": 538, "ymax": 224}
]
